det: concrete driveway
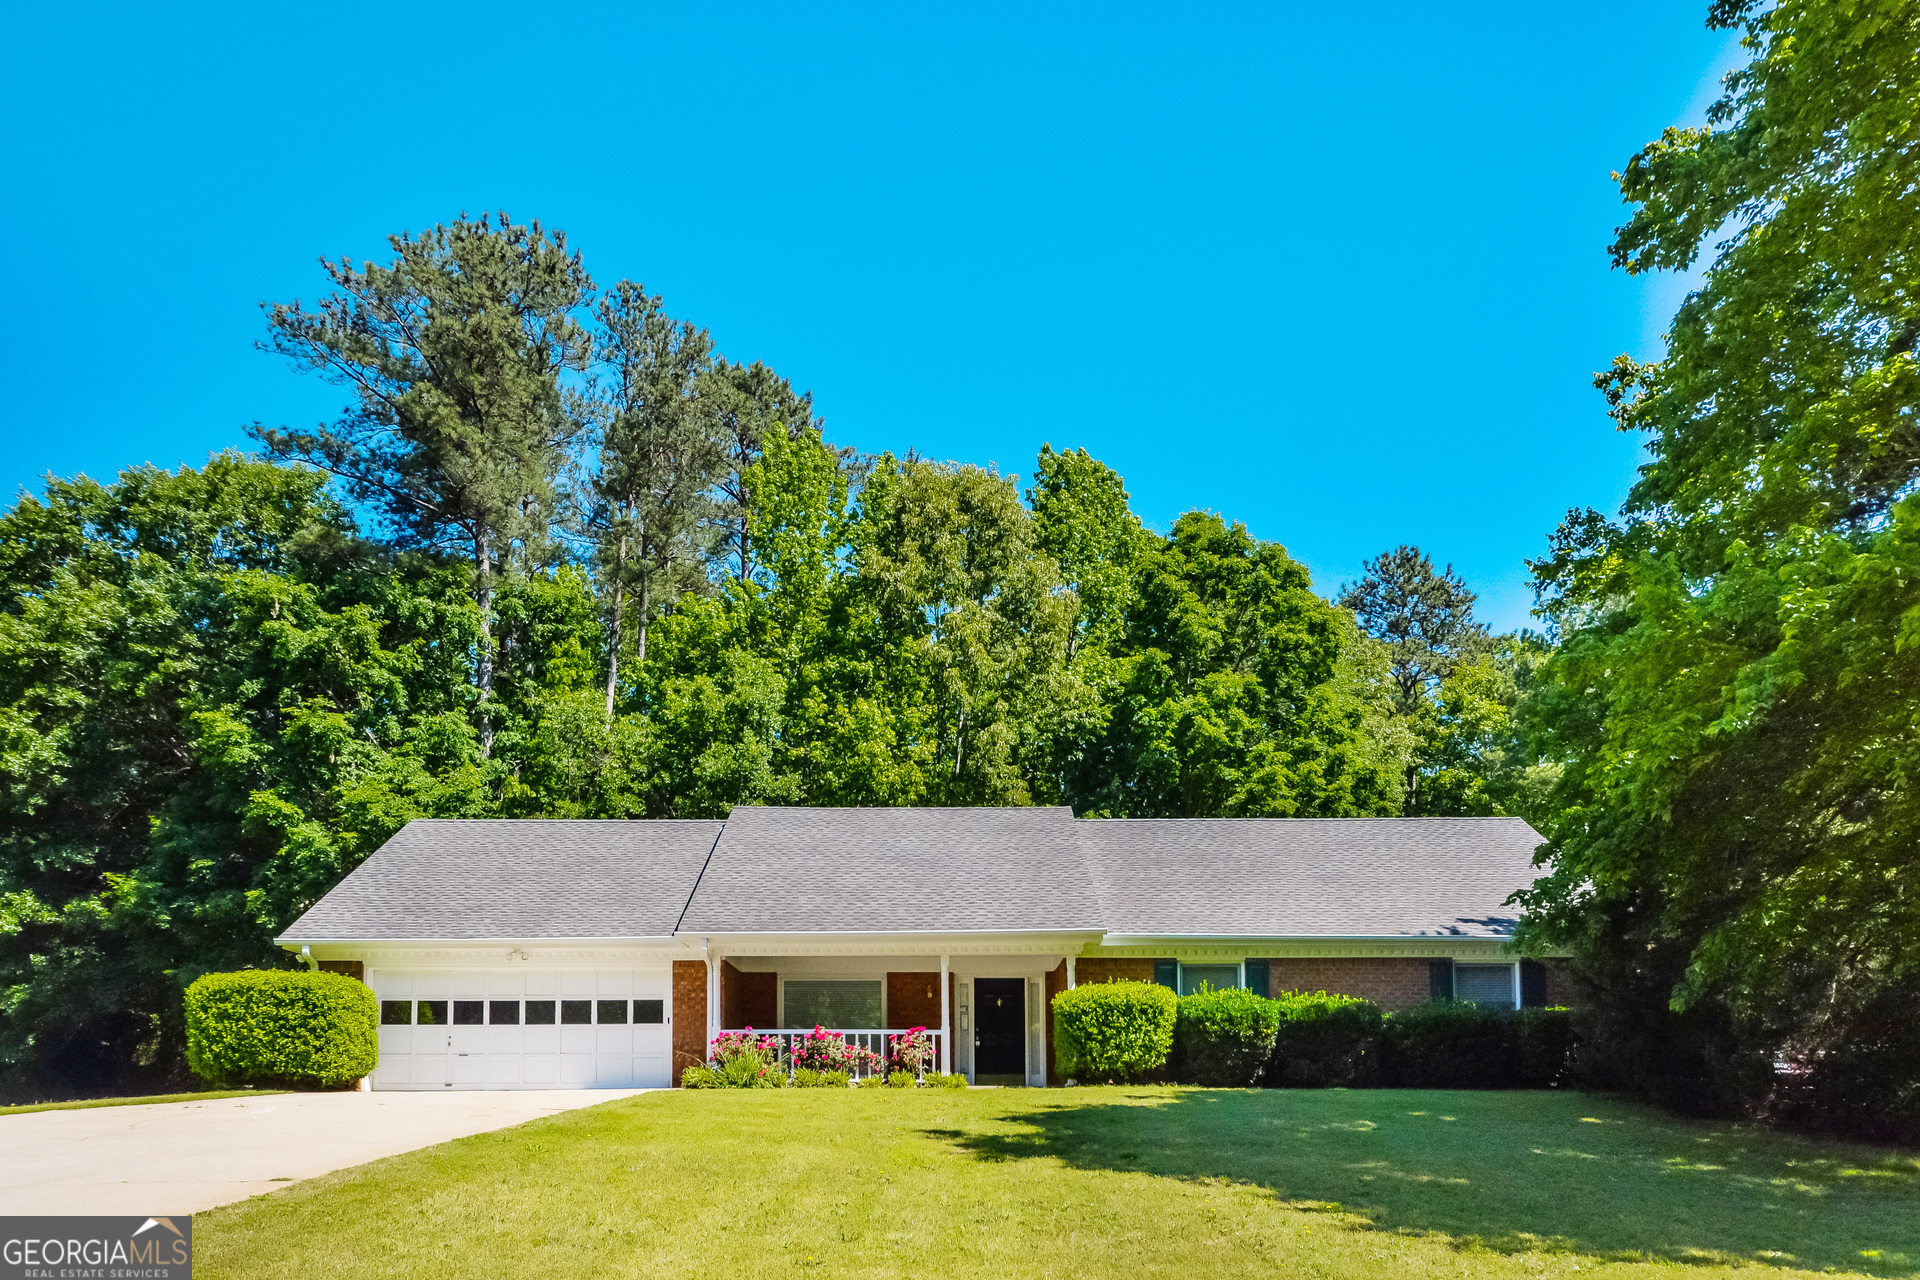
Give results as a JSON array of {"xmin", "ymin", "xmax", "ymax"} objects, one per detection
[{"xmin": 0, "ymin": 1089, "xmax": 648, "ymax": 1215}]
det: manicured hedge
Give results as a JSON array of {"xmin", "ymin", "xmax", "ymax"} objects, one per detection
[
  {"xmin": 184, "ymin": 969, "xmax": 377, "ymax": 1088},
  {"xmin": 1383, "ymin": 1000, "xmax": 1517, "ymax": 1088},
  {"xmin": 1173, "ymin": 986, "xmax": 1283, "ymax": 1086},
  {"xmin": 1056, "ymin": 977, "xmax": 1578, "ymax": 1090},
  {"xmin": 1380, "ymin": 1002, "xmax": 1581, "ymax": 1089},
  {"xmin": 1053, "ymin": 981, "xmax": 1176, "ymax": 1082},
  {"xmin": 1267, "ymin": 992, "xmax": 1384, "ymax": 1087}
]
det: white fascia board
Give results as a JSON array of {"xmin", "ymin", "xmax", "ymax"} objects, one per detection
[
  {"xmin": 1097, "ymin": 933, "xmax": 1514, "ymax": 946},
  {"xmin": 1091, "ymin": 934, "xmax": 1572, "ymax": 959},
  {"xmin": 276, "ymin": 935, "xmax": 684, "ymax": 949},
  {"xmin": 689, "ymin": 929, "xmax": 1105, "ymax": 957}
]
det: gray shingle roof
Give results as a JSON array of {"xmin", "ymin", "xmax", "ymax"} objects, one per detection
[
  {"xmin": 277, "ymin": 819, "xmax": 723, "ymax": 941},
  {"xmin": 675, "ymin": 806, "xmax": 1104, "ymax": 934},
  {"xmin": 1077, "ymin": 817, "xmax": 1545, "ymax": 938},
  {"xmin": 277, "ymin": 810, "xmax": 1546, "ymax": 943}
]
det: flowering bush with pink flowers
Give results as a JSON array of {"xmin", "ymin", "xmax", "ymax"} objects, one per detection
[
  {"xmin": 696, "ymin": 1028, "xmax": 783, "ymax": 1087},
  {"xmin": 791, "ymin": 1026, "xmax": 852, "ymax": 1072},
  {"xmin": 888, "ymin": 1026, "xmax": 936, "ymax": 1076}
]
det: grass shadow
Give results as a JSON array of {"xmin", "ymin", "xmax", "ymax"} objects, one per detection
[{"xmin": 929, "ymin": 1088, "xmax": 1920, "ymax": 1275}]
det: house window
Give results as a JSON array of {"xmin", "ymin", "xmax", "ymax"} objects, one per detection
[
  {"xmin": 784, "ymin": 980, "xmax": 882, "ymax": 1028},
  {"xmin": 525, "ymin": 1000, "xmax": 556, "ymax": 1024},
  {"xmin": 380, "ymin": 1001, "xmax": 412, "ymax": 1025},
  {"xmin": 560, "ymin": 1000, "xmax": 592, "ymax": 1025},
  {"xmin": 1178, "ymin": 964, "xmax": 1240, "ymax": 996},
  {"xmin": 1454, "ymin": 963, "xmax": 1518, "ymax": 1008},
  {"xmin": 416, "ymin": 1000, "xmax": 448, "ymax": 1026},
  {"xmin": 452, "ymin": 1001, "xmax": 484, "ymax": 1025},
  {"xmin": 1152, "ymin": 960, "xmax": 1178, "ymax": 990},
  {"xmin": 596, "ymin": 1000, "xmax": 628, "ymax": 1024},
  {"xmin": 634, "ymin": 999, "xmax": 664, "ymax": 1024},
  {"xmin": 488, "ymin": 1001, "xmax": 520, "ymax": 1025}
]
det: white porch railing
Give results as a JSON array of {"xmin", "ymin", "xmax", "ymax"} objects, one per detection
[{"xmin": 722, "ymin": 1028, "xmax": 946, "ymax": 1080}]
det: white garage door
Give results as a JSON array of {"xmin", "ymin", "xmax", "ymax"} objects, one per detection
[{"xmin": 369, "ymin": 967, "xmax": 672, "ymax": 1090}]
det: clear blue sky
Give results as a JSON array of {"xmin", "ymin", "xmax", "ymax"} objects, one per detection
[{"xmin": 0, "ymin": 2, "xmax": 1736, "ymax": 631}]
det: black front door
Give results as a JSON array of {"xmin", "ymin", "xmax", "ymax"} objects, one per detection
[{"xmin": 973, "ymin": 978, "xmax": 1025, "ymax": 1081}]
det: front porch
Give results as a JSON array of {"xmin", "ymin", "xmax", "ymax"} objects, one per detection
[{"xmin": 695, "ymin": 940, "xmax": 1088, "ymax": 1086}]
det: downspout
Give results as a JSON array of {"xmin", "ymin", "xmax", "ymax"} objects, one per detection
[{"xmin": 298, "ymin": 946, "xmax": 319, "ymax": 973}]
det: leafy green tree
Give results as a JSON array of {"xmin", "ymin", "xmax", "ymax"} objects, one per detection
[
  {"xmin": 1337, "ymin": 546, "xmax": 1545, "ymax": 817},
  {"xmin": 1339, "ymin": 546, "xmax": 1486, "ymax": 714},
  {"xmin": 1028, "ymin": 445, "xmax": 1152, "ymax": 657},
  {"xmin": 853, "ymin": 456, "xmax": 1083, "ymax": 805},
  {"xmin": 254, "ymin": 212, "xmax": 593, "ymax": 756},
  {"xmin": 1413, "ymin": 633, "xmax": 1557, "ymax": 821},
  {"xmin": 586, "ymin": 281, "xmax": 723, "ymax": 714},
  {"xmin": 1067, "ymin": 512, "xmax": 1405, "ymax": 818},
  {"xmin": 0, "ymin": 456, "xmax": 492, "ymax": 1094},
  {"xmin": 699, "ymin": 359, "xmax": 822, "ymax": 584},
  {"xmin": 1518, "ymin": 0, "xmax": 1920, "ymax": 1138}
]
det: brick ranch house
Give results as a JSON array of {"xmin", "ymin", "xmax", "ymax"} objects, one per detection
[{"xmin": 276, "ymin": 806, "xmax": 1565, "ymax": 1090}]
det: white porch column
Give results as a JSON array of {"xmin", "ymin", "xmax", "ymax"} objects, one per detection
[
  {"xmin": 1066, "ymin": 956, "xmax": 1077, "ymax": 990},
  {"xmin": 940, "ymin": 953, "xmax": 951, "ymax": 1076},
  {"xmin": 703, "ymin": 938, "xmax": 718, "ymax": 1045}
]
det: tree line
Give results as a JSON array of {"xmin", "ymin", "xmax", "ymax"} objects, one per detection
[
  {"xmin": 0, "ymin": 220, "xmax": 1526, "ymax": 1093},
  {"xmin": 5, "ymin": 0, "xmax": 1916, "ymax": 1144}
]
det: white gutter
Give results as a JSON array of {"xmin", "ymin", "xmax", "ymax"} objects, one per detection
[{"xmin": 276, "ymin": 934, "xmax": 682, "ymax": 948}]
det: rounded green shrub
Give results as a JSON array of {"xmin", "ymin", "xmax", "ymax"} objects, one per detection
[
  {"xmin": 184, "ymin": 969, "xmax": 377, "ymax": 1088},
  {"xmin": 1053, "ymin": 980, "xmax": 1176, "ymax": 1083},
  {"xmin": 1172, "ymin": 986, "xmax": 1283, "ymax": 1086},
  {"xmin": 1268, "ymin": 991, "xmax": 1384, "ymax": 1087}
]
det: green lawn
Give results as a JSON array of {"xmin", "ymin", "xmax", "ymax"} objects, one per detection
[
  {"xmin": 0, "ymin": 1088, "xmax": 285, "ymax": 1116},
  {"xmin": 198, "ymin": 1087, "xmax": 1920, "ymax": 1279}
]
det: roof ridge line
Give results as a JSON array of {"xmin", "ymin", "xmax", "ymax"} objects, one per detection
[{"xmin": 673, "ymin": 820, "xmax": 726, "ymax": 934}]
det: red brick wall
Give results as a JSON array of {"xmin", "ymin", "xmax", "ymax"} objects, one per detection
[
  {"xmin": 719, "ymin": 962, "xmax": 777, "ymax": 1030},
  {"xmin": 1073, "ymin": 958, "xmax": 1161, "ymax": 985},
  {"xmin": 318, "ymin": 960, "xmax": 364, "ymax": 982},
  {"xmin": 1264, "ymin": 958, "xmax": 1432, "ymax": 1010},
  {"xmin": 672, "ymin": 960, "xmax": 707, "ymax": 1085},
  {"xmin": 887, "ymin": 972, "xmax": 942, "ymax": 1030}
]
